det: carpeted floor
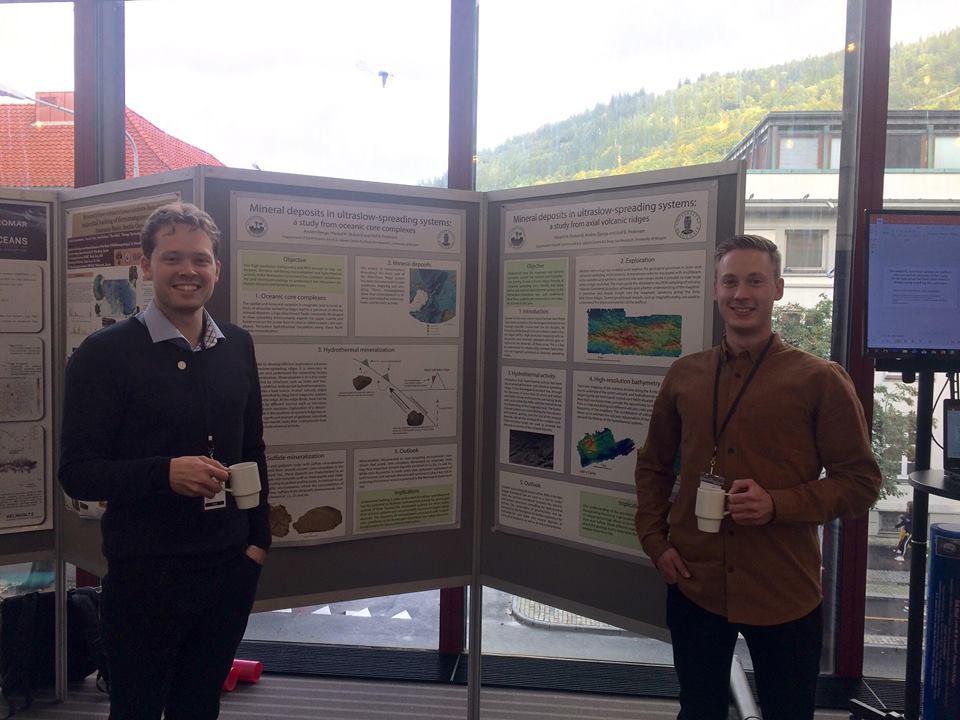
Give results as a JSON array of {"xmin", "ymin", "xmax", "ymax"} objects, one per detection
[{"xmin": 9, "ymin": 674, "xmax": 852, "ymax": 719}]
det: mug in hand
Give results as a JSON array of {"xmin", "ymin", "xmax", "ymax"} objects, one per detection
[
  {"xmin": 695, "ymin": 484, "xmax": 728, "ymax": 533},
  {"xmin": 227, "ymin": 462, "xmax": 261, "ymax": 510}
]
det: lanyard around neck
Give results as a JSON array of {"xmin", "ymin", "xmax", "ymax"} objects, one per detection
[{"xmin": 710, "ymin": 333, "xmax": 775, "ymax": 472}]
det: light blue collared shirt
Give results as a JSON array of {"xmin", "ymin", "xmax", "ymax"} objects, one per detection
[{"xmin": 136, "ymin": 301, "xmax": 225, "ymax": 352}]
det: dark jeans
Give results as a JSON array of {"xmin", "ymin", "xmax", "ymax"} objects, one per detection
[
  {"xmin": 666, "ymin": 584, "xmax": 822, "ymax": 720},
  {"xmin": 102, "ymin": 549, "xmax": 262, "ymax": 720}
]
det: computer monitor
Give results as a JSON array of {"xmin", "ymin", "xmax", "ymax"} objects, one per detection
[
  {"xmin": 945, "ymin": 399, "xmax": 960, "ymax": 480},
  {"xmin": 864, "ymin": 210, "xmax": 960, "ymax": 372}
]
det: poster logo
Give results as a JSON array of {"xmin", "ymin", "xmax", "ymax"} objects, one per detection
[
  {"xmin": 437, "ymin": 229, "xmax": 455, "ymax": 249},
  {"xmin": 509, "ymin": 226, "xmax": 525, "ymax": 249},
  {"xmin": 674, "ymin": 211, "xmax": 701, "ymax": 239},
  {"xmin": 245, "ymin": 216, "xmax": 267, "ymax": 237},
  {"xmin": 0, "ymin": 203, "xmax": 47, "ymax": 261}
]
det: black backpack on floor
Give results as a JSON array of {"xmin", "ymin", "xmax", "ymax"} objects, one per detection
[{"xmin": 0, "ymin": 587, "xmax": 108, "ymax": 717}]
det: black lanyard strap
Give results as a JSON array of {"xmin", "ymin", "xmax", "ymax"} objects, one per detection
[{"xmin": 711, "ymin": 333, "xmax": 775, "ymax": 465}]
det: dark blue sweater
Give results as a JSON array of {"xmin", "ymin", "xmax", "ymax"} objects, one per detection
[{"xmin": 59, "ymin": 318, "xmax": 271, "ymax": 561}]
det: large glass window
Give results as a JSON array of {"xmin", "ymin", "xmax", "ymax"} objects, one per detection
[
  {"xmin": 0, "ymin": 2, "xmax": 74, "ymax": 188},
  {"xmin": 477, "ymin": 0, "xmax": 849, "ymax": 672},
  {"xmin": 869, "ymin": 0, "xmax": 960, "ymax": 681},
  {"xmin": 125, "ymin": 0, "xmax": 450, "ymax": 186}
]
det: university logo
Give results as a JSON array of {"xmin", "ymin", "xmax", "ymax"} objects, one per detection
[
  {"xmin": 674, "ymin": 210, "xmax": 701, "ymax": 238},
  {"xmin": 437, "ymin": 230, "xmax": 455, "ymax": 249},
  {"xmin": 245, "ymin": 216, "xmax": 267, "ymax": 237}
]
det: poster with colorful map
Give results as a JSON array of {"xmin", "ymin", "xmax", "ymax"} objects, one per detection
[
  {"xmin": 574, "ymin": 250, "xmax": 706, "ymax": 367},
  {"xmin": 354, "ymin": 256, "xmax": 461, "ymax": 338}
]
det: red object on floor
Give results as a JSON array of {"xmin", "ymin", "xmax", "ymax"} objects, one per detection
[
  {"xmin": 221, "ymin": 664, "xmax": 240, "ymax": 692},
  {"xmin": 75, "ymin": 568, "xmax": 100, "ymax": 587},
  {"xmin": 232, "ymin": 659, "xmax": 263, "ymax": 683}
]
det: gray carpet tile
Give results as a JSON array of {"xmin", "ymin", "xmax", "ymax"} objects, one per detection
[{"xmin": 9, "ymin": 675, "xmax": 851, "ymax": 719}]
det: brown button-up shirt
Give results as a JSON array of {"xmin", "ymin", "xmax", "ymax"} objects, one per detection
[{"xmin": 635, "ymin": 335, "xmax": 881, "ymax": 625}]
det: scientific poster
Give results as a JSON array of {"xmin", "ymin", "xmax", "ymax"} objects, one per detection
[
  {"xmin": 231, "ymin": 188, "xmax": 469, "ymax": 547},
  {"xmin": 257, "ymin": 343, "xmax": 459, "ymax": 446},
  {"xmin": 574, "ymin": 249, "xmax": 706, "ymax": 367},
  {"xmin": 0, "ymin": 199, "xmax": 52, "ymax": 533},
  {"xmin": 492, "ymin": 177, "xmax": 717, "ymax": 560},
  {"xmin": 355, "ymin": 256, "xmax": 461, "ymax": 338},
  {"xmin": 501, "ymin": 258, "xmax": 568, "ymax": 360},
  {"xmin": 237, "ymin": 250, "xmax": 347, "ymax": 336}
]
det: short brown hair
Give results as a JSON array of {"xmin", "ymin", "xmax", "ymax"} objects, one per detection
[
  {"xmin": 140, "ymin": 202, "xmax": 221, "ymax": 260},
  {"xmin": 714, "ymin": 234, "xmax": 781, "ymax": 279}
]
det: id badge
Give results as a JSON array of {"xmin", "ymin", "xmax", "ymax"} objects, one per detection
[
  {"xmin": 699, "ymin": 471, "xmax": 726, "ymax": 489},
  {"xmin": 204, "ymin": 488, "xmax": 226, "ymax": 511}
]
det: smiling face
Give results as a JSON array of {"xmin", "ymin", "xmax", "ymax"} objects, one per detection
[
  {"xmin": 140, "ymin": 222, "xmax": 221, "ymax": 325},
  {"xmin": 714, "ymin": 248, "xmax": 784, "ymax": 351}
]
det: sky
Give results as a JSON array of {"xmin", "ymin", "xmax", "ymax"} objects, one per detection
[{"xmin": 1, "ymin": 0, "xmax": 957, "ymax": 185}]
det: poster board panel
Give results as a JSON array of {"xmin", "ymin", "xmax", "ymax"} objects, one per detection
[
  {"xmin": 202, "ymin": 168, "xmax": 480, "ymax": 603},
  {"xmin": 0, "ymin": 190, "xmax": 57, "ymax": 562},
  {"xmin": 481, "ymin": 162, "xmax": 743, "ymax": 633}
]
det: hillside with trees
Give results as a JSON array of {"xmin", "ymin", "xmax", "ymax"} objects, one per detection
[{"xmin": 442, "ymin": 27, "xmax": 960, "ymax": 191}]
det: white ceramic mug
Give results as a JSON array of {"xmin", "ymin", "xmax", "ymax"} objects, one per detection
[
  {"xmin": 227, "ymin": 462, "xmax": 261, "ymax": 510},
  {"xmin": 695, "ymin": 484, "xmax": 729, "ymax": 533}
]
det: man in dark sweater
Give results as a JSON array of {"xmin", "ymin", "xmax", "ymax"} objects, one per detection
[{"xmin": 60, "ymin": 202, "xmax": 269, "ymax": 720}]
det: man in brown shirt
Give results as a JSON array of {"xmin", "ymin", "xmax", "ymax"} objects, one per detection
[{"xmin": 635, "ymin": 234, "xmax": 881, "ymax": 720}]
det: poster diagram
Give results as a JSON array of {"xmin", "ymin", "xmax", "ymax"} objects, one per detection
[
  {"xmin": 265, "ymin": 449, "xmax": 347, "ymax": 545},
  {"xmin": 355, "ymin": 257, "xmax": 461, "ymax": 338},
  {"xmin": 574, "ymin": 250, "xmax": 706, "ymax": 367},
  {"xmin": 257, "ymin": 343, "xmax": 458, "ymax": 445},
  {"xmin": 499, "ymin": 367, "xmax": 566, "ymax": 474},
  {"xmin": 0, "ymin": 424, "xmax": 45, "ymax": 529},
  {"xmin": 586, "ymin": 310, "xmax": 681, "ymax": 357},
  {"xmin": 410, "ymin": 268, "xmax": 457, "ymax": 324},
  {"xmin": 570, "ymin": 371, "xmax": 663, "ymax": 486},
  {"xmin": 0, "ymin": 337, "xmax": 43, "ymax": 422}
]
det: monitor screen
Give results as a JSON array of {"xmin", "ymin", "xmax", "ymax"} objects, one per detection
[
  {"xmin": 946, "ymin": 400, "xmax": 960, "ymax": 474},
  {"xmin": 865, "ymin": 210, "xmax": 960, "ymax": 369}
]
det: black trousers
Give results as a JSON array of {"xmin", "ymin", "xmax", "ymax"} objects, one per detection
[
  {"xmin": 102, "ymin": 549, "xmax": 261, "ymax": 720},
  {"xmin": 666, "ymin": 584, "xmax": 822, "ymax": 720}
]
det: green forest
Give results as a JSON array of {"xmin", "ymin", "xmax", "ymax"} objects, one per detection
[{"xmin": 430, "ymin": 27, "xmax": 960, "ymax": 191}]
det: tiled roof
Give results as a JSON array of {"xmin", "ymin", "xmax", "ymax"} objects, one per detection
[{"xmin": 0, "ymin": 98, "xmax": 223, "ymax": 188}]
